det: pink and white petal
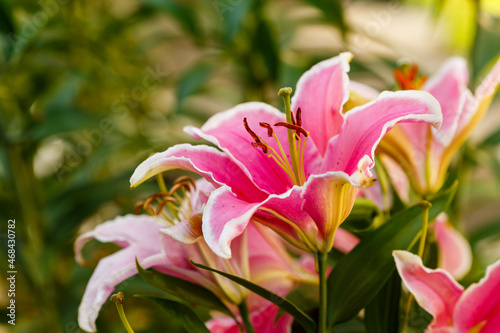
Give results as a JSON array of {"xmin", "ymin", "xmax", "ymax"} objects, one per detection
[
  {"xmin": 75, "ymin": 215, "xmax": 163, "ymax": 266},
  {"xmin": 393, "ymin": 251, "xmax": 463, "ymax": 328},
  {"xmin": 203, "ymin": 185, "xmax": 320, "ymax": 258},
  {"xmin": 423, "ymin": 57, "xmax": 469, "ymax": 146},
  {"xmin": 291, "ymin": 52, "xmax": 352, "ymax": 156},
  {"xmin": 475, "ymin": 56, "xmax": 500, "ymax": 101},
  {"xmin": 434, "ymin": 214, "xmax": 472, "ymax": 280},
  {"xmin": 453, "ymin": 259, "xmax": 500, "ymax": 332},
  {"xmin": 322, "ymin": 90, "xmax": 442, "ymax": 176},
  {"xmin": 130, "ymin": 143, "xmax": 266, "ymax": 201},
  {"xmin": 206, "ymin": 303, "xmax": 293, "ymax": 333},
  {"xmin": 333, "ymin": 227, "xmax": 360, "ymax": 253},
  {"xmin": 301, "ymin": 171, "xmax": 360, "ymax": 252},
  {"xmin": 75, "ymin": 215, "xmax": 165, "ymax": 332},
  {"xmin": 185, "ymin": 102, "xmax": 315, "ymax": 194}
]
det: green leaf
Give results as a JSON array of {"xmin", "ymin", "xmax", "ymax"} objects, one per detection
[
  {"xmin": 141, "ymin": 0, "xmax": 200, "ymax": 37},
  {"xmin": 303, "ymin": 0, "xmax": 348, "ymax": 38},
  {"xmin": 364, "ymin": 271, "xmax": 401, "ymax": 333},
  {"xmin": 176, "ymin": 63, "xmax": 214, "ymax": 113},
  {"xmin": 136, "ymin": 295, "xmax": 210, "ymax": 333},
  {"xmin": 217, "ymin": 0, "xmax": 253, "ymax": 43},
  {"xmin": 0, "ymin": 0, "xmax": 15, "ymax": 35},
  {"xmin": 190, "ymin": 260, "xmax": 317, "ymax": 333},
  {"xmin": 326, "ymin": 182, "xmax": 457, "ymax": 327},
  {"xmin": 135, "ymin": 259, "xmax": 233, "ymax": 317},
  {"xmin": 479, "ymin": 128, "xmax": 500, "ymax": 148}
]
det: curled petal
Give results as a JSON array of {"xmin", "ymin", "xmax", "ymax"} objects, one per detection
[
  {"xmin": 75, "ymin": 215, "xmax": 164, "ymax": 332},
  {"xmin": 434, "ymin": 214, "xmax": 472, "ymax": 280},
  {"xmin": 454, "ymin": 259, "xmax": 500, "ymax": 332},
  {"xmin": 323, "ymin": 90, "xmax": 442, "ymax": 177},
  {"xmin": 202, "ymin": 186, "xmax": 319, "ymax": 258},
  {"xmin": 130, "ymin": 144, "xmax": 266, "ymax": 201},
  {"xmin": 291, "ymin": 52, "xmax": 352, "ymax": 156},
  {"xmin": 423, "ymin": 57, "xmax": 469, "ymax": 146},
  {"xmin": 475, "ymin": 56, "xmax": 500, "ymax": 101},
  {"xmin": 393, "ymin": 251, "xmax": 463, "ymax": 329}
]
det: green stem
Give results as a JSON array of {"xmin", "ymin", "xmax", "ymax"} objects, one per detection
[
  {"xmin": 317, "ymin": 251, "xmax": 328, "ymax": 333},
  {"xmin": 417, "ymin": 201, "xmax": 432, "ymax": 258},
  {"xmin": 402, "ymin": 201, "xmax": 432, "ymax": 332},
  {"xmin": 238, "ymin": 301, "xmax": 256, "ymax": 333},
  {"xmin": 278, "ymin": 87, "xmax": 301, "ymax": 185}
]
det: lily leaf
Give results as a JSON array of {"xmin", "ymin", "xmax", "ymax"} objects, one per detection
[
  {"xmin": 136, "ymin": 295, "xmax": 210, "ymax": 333},
  {"xmin": 191, "ymin": 260, "xmax": 317, "ymax": 333},
  {"xmin": 364, "ymin": 270, "xmax": 401, "ymax": 333},
  {"xmin": 326, "ymin": 182, "xmax": 457, "ymax": 327},
  {"xmin": 135, "ymin": 259, "xmax": 233, "ymax": 317}
]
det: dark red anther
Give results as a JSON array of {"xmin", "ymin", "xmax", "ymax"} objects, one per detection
[
  {"xmin": 252, "ymin": 142, "xmax": 268, "ymax": 153},
  {"xmin": 243, "ymin": 117, "xmax": 260, "ymax": 142},
  {"xmin": 274, "ymin": 122, "xmax": 308, "ymax": 138},
  {"xmin": 290, "ymin": 111, "xmax": 296, "ymax": 125},
  {"xmin": 296, "ymin": 107, "xmax": 302, "ymax": 127},
  {"xmin": 259, "ymin": 122, "xmax": 274, "ymax": 137}
]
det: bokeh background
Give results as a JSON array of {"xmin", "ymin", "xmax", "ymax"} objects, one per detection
[{"xmin": 0, "ymin": 0, "xmax": 499, "ymax": 332}]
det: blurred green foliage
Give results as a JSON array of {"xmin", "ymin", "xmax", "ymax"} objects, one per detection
[{"xmin": 0, "ymin": 0, "xmax": 499, "ymax": 332}]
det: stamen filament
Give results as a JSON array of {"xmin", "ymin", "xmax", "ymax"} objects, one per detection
[
  {"xmin": 258, "ymin": 207, "xmax": 317, "ymax": 252},
  {"xmin": 110, "ymin": 292, "xmax": 135, "ymax": 333}
]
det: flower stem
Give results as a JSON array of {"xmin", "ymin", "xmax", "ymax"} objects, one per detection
[
  {"xmin": 278, "ymin": 87, "xmax": 301, "ymax": 185},
  {"xmin": 402, "ymin": 200, "xmax": 432, "ymax": 332},
  {"xmin": 238, "ymin": 301, "xmax": 256, "ymax": 333},
  {"xmin": 110, "ymin": 292, "xmax": 135, "ymax": 333},
  {"xmin": 317, "ymin": 251, "xmax": 328, "ymax": 333},
  {"xmin": 417, "ymin": 200, "xmax": 432, "ymax": 258}
]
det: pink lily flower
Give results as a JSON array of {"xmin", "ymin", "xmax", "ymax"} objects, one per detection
[
  {"xmin": 379, "ymin": 57, "xmax": 500, "ymax": 195},
  {"xmin": 76, "ymin": 179, "xmax": 315, "ymax": 332},
  {"xmin": 393, "ymin": 250, "xmax": 500, "ymax": 332},
  {"xmin": 130, "ymin": 53, "xmax": 442, "ymax": 257}
]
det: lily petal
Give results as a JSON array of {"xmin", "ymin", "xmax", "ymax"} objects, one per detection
[
  {"xmin": 130, "ymin": 144, "xmax": 266, "ymax": 201},
  {"xmin": 423, "ymin": 57, "xmax": 469, "ymax": 146},
  {"xmin": 434, "ymin": 214, "xmax": 472, "ymax": 280},
  {"xmin": 323, "ymin": 90, "xmax": 442, "ymax": 177},
  {"xmin": 75, "ymin": 215, "xmax": 164, "ymax": 332},
  {"xmin": 393, "ymin": 250, "xmax": 463, "ymax": 329},
  {"xmin": 185, "ymin": 102, "xmax": 322, "ymax": 194},
  {"xmin": 454, "ymin": 259, "xmax": 500, "ymax": 332},
  {"xmin": 301, "ymin": 171, "xmax": 359, "ymax": 252},
  {"xmin": 202, "ymin": 185, "xmax": 321, "ymax": 258},
  {"xmin": 291, "ymin": 52, "xmax": 352, "ymax": 156}
]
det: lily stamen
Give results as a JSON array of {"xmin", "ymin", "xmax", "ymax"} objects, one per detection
[
  {"xmin": 259, "ymin": 122, "xmax": 274, "ymax": 137},
  {"xmin": 274, "ymin": 122, "xmax": 308, "ymax": 138}
]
